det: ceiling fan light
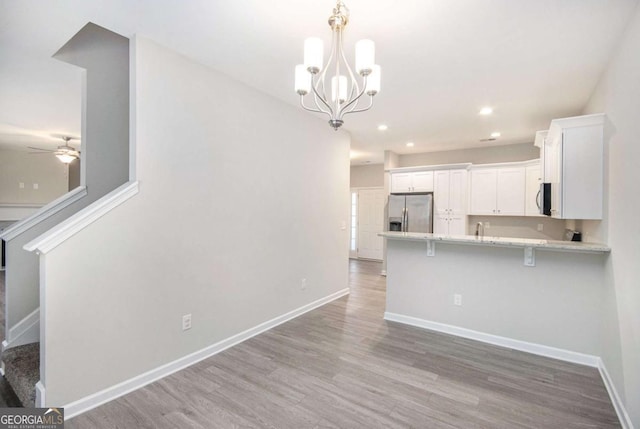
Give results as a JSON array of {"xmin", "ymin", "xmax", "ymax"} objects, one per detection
[{"xmin": 56, "ymin": 153, "xmax": 76, "ymax": 164}]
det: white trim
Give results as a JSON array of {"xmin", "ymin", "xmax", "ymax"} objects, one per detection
[
  {"xmin": 0, "ymin": 203, "xmax": 44, "ymax": 208},
  {"xmin": 387, "ymin": 163, "xmax": 472, "ymax": 173},
  {"xmin": 384, "ymin": 312, "xmax": 600, "ymax": 367},
  {"xmin": 35, "ymin": 382, "xmax": 45, "ymax": 408},
  {"xmin": 0, "ymin": 187, "xmax": 87, "ymax": 241},
  {"xmin": 24, "ymin": 181, "xmax": 139, "ymax": 254},
  {"xmin": 6, "ymin": 307, "xmax": 39, "ymax": 347},
  {"xmin": 598, "ymin": 359, "xmax": 634, "ymax": 429},
  {"xmin": 63, "ymin": 288, "xmax": 350, "ymax": 418},
  {"xmin": 467, "ymin": 158, "xmax": 540, "ymax": 170}
]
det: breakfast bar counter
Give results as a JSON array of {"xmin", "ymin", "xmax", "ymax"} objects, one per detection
[{"xmin": 380, "ymin": 231, "xmax": 610, "ymax": 364}]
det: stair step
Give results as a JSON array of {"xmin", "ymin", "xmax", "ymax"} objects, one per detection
[{"xmin": 2, "ymin": 342, "xmax": 39, "ymax": 407}]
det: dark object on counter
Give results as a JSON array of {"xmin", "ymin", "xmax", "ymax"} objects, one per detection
[{"xmin": 564, "ymin": 229, "xmax": 582, "ymax": 242}]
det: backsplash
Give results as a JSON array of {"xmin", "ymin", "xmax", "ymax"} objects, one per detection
[{"xmin": 467, "ymin": 216, "xmax": 568, "ymax": 240}]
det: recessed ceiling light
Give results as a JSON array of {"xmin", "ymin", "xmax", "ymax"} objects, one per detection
[
  {"xmin": 377, "ymin": 124, "xmax": 388, "ymax": 131},
  {"xmin": 479, "ymin": 106, "xmax": 493, "ymax": 115},
  {"xmin": 406, "ymin": 142, "xmax": 414, "ymax": 147},
  {"xmin": 491, "ymin": 132, "xmax": 501, "ymax": 138}
]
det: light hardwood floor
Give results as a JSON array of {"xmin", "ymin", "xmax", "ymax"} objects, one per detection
[{"xmin": 68, "ymin": 260, "xmax": 620, "ymax": 428}]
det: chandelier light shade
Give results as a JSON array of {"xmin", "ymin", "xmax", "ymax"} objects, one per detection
[{"xmin": 295, "ymin": 1, "xmax": 381, "ymax": 130}]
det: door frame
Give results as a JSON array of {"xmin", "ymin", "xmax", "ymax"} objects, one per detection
[{"xmin": 350, "ymin": 186, "xmax": 385, "ymax": 260}]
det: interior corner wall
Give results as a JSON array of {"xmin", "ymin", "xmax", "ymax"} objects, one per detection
[
  {"xmin": 580, "ymin": 3, "xmax": 640, "ymax": 426},
  {"xmin": 3, "ymin": 24, "xmax": 130, "ymax": 333},
  {"xmin": 398, "ymin": 143, "xmax": 539, "ymax": 167},
  {"xmin": 350, "ymin": 164, "xmax": 384, "ymax": 188},
  {"xmin": 40, "ymin": 36, "xmax": 350, "ymax": 406},
  {"xmin": 0, "ymin": 148, "xmax": 68, "ymax": 207}
]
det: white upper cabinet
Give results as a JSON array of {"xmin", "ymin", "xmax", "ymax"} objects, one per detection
[
  {"xmin": 469, "ymin": 166, "xmax": 525, "ymax": 216},
  {"xmin": 469, "ymin": 169, "xmax": 498, "ymax": 215},
  {"xmin": 434, "ymin": 169, "xmax": 468, "ymax": 235},
  {"xmin": 544, "ymin": 113, "xmax": 604, "ymax": 220},
  {"xmin": 391, "ymin": 171, "xmax": 434, "ymax": 193},
  {"xmin": 525, "ymin": 162, "xmax": 543, "ymax": 217},
  {"xmin": 496, "ymin": 168, "xmax": 526, "ymax": 215}
]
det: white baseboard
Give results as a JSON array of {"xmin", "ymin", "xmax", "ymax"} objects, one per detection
[
  {"xmin": 384, "ymin": 312, "xmax": 634, "ymax": 428},
  {"xmin": 598, "ymin": 359, "xmax": 634, "ymax": 429},
  {"xmin": 35, "ymin": 381, "xmax": 45, "ymax": 408},
  {"xmin": 384, "ymin": 312, "xmax": 600, "ymax": 367},
  {"xmin": 5, "ymin": 308, "xmax": 40, "ymax": 350},
  {"xmin": 63, "ymin": 288, "xmax": 350, "ymax": 418}
]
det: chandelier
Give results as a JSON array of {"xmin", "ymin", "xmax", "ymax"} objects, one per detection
[{"xmin": 294, "ymin": 1, "xmax": 381, "ymax": 130}]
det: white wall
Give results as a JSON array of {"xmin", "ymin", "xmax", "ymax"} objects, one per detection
[
  {"xmin": 581, "ymin": 4, "xmax": 640, "ymax": 425},
  {"xmin": 0, "ymin": 148, "xmax": 68, "ymax": 220},
  {"xmin": 398, "ymin": 143, "xmax": 540, "ymax": 167},
  {"xmin": 350, "ymin": 163, "xmax": 384, "ymax": 188},
  {"xmin": 40, "ymin": 37, "xmax": 350, "ymax": 406},
  {"xmin": 386, "ymin": 239, "xmax": 606, "ymax": 356}
]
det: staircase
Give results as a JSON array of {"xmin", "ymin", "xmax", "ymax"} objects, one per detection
[{"xmin": 2, "ymin": 342, "xmax": 39, "ymax": 407}]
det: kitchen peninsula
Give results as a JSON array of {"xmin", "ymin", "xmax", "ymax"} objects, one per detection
[{"xmin": 380, "ymin": 231, "xmax": 611, "ymax": 365}]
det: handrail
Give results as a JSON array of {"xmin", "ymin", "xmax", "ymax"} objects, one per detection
[
  {"xmin": 0, "ymin": 186, "xmax": 88, "ymax": 242},
  {"xmin": 24, "ymin": 181, "xmax": 139, "ymax": 254}
]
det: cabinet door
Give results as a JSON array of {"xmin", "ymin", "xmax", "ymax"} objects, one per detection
[
  {"xmin": 411, "ymin": 171, "xmax": 434, "ymax": 192},
  {"xmin": 433, "ymin": 170, "xmax": 450, "ymax": 215},
  {"xmin": 448, "ymin": 215, "xmax": 467, "ymax": 236},
  {"xmin": 525, "ymin": 164, "xmax": 542, "ymax": 217},
  {"xmin": 433, "ymin": 214, "xmax": 449, "ymax": 235},
  {"xmin": 448, "ymin": 169, "xmax": 468, "ymax": 216},
  {"xmin": 548, "ymin": 134, "xmax": 563, "ymax": 218},
  {"xmin": 391, "ymin": 173, "xmax": 412, "ymax": 193},
  {"xmin": 496, "ymin": 167, "xmax": 525, "ymax": 215},
  {"xmin": 469, "ymin": 169, "xmax": 497, "ymax": 215}
]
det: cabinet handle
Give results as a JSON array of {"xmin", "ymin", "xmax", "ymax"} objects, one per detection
[
  {"xmin": 536, "ymin": 190, "xmax": 541, "ymax": 209},
  {"xmin": 498, "ymin": 209, "xmax": 501, "ymax": 213}
]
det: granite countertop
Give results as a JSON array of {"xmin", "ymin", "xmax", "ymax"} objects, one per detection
[{"xmin": 379, "ymin": 231, "xmax": 611, "ymax": 254}]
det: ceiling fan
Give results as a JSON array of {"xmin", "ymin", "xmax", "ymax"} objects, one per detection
[{"xmin": 29, "ymin": 136, "xmax": 80, "ymax": 164}]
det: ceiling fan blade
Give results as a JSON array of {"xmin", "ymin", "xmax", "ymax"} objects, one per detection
[{"xmin": 27, "ymin": 146, "xmax": 55, "ymax": 152}]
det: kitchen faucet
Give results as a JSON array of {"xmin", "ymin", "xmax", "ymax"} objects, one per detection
[{"xmin": 475, "ymin": 222, "xmax": 484, "ymax": 238}]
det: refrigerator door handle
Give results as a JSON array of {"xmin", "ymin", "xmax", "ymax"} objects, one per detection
[{"xmin": 404, "ymin": 208, "xmax": 409, "ymax": 232}]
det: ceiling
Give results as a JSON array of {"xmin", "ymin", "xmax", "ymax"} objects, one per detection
[{"xmin": 1, "ymin": 0, "xmax": 637, "ymax": 163}]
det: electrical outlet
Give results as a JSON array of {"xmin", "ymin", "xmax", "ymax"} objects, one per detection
[
  {"xmin": 537, "ymin": 223, "xmax": 544, "ymax": 231},
  {"xmin": 19, "ymin": 182, "xmax": 24, "ymax": 189},
  {"xmin": 301, "ymin": 278, "xmax": 307, "ymax": 290},
  {"xmin": 485, "ymin": 222, "xmax": 490, "ymax": 228},
  {"xmin": 182, "ymin": 314, "xmax": 192, "ymax": 331},
  {"xmin": 454, "ymin": 294, "xmax": 462, "ymax": 306},
  {"xmin": 33, "ymin": 183, "xmax": 39, "ymax": 190}
]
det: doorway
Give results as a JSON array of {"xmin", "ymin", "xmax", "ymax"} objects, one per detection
[{"xmin": 350, "ymin": 188, "xmax": 385, "ymax": 260}]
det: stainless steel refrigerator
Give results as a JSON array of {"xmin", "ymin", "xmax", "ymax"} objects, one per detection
[{"xmin": 388, "ymin": 193, "xmax": 433, "ymax": 233}]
